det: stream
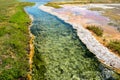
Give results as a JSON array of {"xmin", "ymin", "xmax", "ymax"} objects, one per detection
[{"xmin": 23, "ymin": 0, "xmax": 120, "ymax": 80}]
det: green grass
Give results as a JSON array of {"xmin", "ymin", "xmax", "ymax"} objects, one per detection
[
  {"xmin": 0, "ymin": 0, "xmax": 33, "ymax": 79},
  {"xmin": 107, "ymin": 40, "xmax": 120, "ymax": 55},
  {"xmin": 86, "ymin": 25, "xmax": 103, "ymax": 37}
]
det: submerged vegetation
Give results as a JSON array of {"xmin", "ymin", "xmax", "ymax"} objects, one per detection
[
  {"xmin": 31, "ymin": 15, "xmax": 104, "ymax": 80},
  {"xmin": 0, "ymin": 0, "xmax": 33, "ymax": 79},
  {"xmin": 86, "ymin": 25, "xmax": 103, "ymax": 37}
]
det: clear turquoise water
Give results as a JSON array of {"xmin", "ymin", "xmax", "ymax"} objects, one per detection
[{"xmin": 24, "ymin": 0, "xmax": 120, "ymax": 80}]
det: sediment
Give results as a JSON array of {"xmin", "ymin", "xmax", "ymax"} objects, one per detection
[
  {"xmin": 39, "ymin": 5, "xmax": 120, "ymax": 73},
  {"xmin": 28, "ymin": 16, "xmax": 35, "ymax": 80},
  {"xmin": 24, "ymin": 9, "xmax": 35, "ymax": 80}
]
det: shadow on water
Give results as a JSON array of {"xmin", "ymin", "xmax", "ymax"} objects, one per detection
[{"xmin": 23, "ymin": 0, "xmax": 120, "ymax": 80}]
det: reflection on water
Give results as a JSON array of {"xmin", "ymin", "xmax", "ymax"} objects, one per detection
[{"xmin": 24, "ymin": 0, "xmax": 120, "ymax": 80}]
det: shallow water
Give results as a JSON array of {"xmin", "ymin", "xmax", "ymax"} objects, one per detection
[{"xmin": 24, "ymin": 0, "xmax": 120, "ymax": 80}]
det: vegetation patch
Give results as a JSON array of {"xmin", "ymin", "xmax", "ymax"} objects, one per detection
[
  {"xmin": 45, "ymin": 2, "xmax": 62, "ymax": 8},
  {"xmin": 0, "ymin": 0, "xmax": 33, "ymax": 79},
  {"xmin": 86, "ymin": 25, "xmax": 103, "ymax": 37},
  {"xmin": 107, "ymin": 40, "xmax": 120, "ymax": 55}
]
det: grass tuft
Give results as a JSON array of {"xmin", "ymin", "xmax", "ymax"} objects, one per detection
[
  {"xmin": 107, "ymin": 40, "xmax": 120, "ymax": 55},
  {"xmin": 86, "ymin": 25, "xmax": 103, "ymax": 37}
]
